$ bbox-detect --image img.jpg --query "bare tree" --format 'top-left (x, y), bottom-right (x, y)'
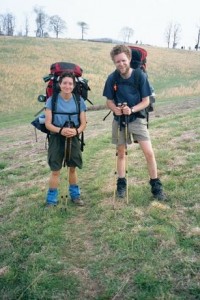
top-left (6, 13), bottom-right (15, 35)
top-left (0, 13), bottom-right (15, 36)
top-left (49, 15), bottom-right (67, 38)
top-left (34, 6), bottom-right (49, 37)
top-left (0, 15), bottom-right (4, 35)
top-left (24, 16), bottom-right (29, 37)
top-left (164, 21), bottom-right (173, 48)
top-left (195, 25), bottom-right (200, 50)
top-left (172, 23), bottom-right (181, 48)
top-left (120, 27), bottom-right (134, 43)
top-left (77, 21), bottom-right (89, 40)
top-left (165, 22), bottom-right (181, 48)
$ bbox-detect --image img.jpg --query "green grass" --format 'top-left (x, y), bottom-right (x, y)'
top-left (1, 106), bottom-right (200, 299)
top-left (0, 37), bottom-right (200, 299)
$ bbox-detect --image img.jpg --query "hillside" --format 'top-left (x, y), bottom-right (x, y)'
top-left (0, 36), bottom-right (200, 115)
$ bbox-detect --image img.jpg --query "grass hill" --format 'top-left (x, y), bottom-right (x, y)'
top-left (0, 36), bottom-right (200, 115)
top-left (0, 37), bottom-right (200, 299)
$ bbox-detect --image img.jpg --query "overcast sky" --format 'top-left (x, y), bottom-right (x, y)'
top-left (1, 0), bottom-right (200, 48)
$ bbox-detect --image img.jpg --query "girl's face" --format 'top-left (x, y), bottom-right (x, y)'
top-left (59, 76), bottom-right (74, 94)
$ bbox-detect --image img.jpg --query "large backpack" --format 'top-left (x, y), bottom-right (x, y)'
top-left (129, 46), bottom-right (155, 119)
top-left (129, 45), bottom-right (147, 70)
top-left (103, 46), bottom-right (155, 126)
top-left (43, 62), bottom-right (92, 104)
top-left (31, 62), bottom-right (92, 150)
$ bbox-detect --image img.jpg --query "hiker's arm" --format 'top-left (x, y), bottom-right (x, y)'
top-left (61, 111), bottom-right (86, 137)
top-left (106, 99), bottom-right (123, 115)
top-left (45, 108), bottom-right (61, 134)
top-left (45, 108), bottom-right (86, 137)
top-left (122, 96), bottom-right (150, 115)
top-left (45, 108), bottom-right (76, 137)
top-left (77, 111), bottom-right (87, 134)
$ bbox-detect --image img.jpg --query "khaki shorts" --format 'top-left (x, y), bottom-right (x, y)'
top-left (48, 134), bottom-right (82, 171)
top-left (112, 118), bottom-right (150, 145)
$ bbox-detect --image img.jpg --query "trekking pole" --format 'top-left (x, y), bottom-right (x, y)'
top-left (63, 121), bottom-right (72, 168)
top-left (113, 102), bottom-right (122, 209)
top-left (123, 102), bottom-right (129, 205)
top-left (63, 137), bottom-right (71, 167)
top-left (61, 121), bottom-right (73, 211)
top-left (60, 167), bottom-right (68, 212)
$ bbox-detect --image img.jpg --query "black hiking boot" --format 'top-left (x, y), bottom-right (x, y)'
top-left (117, 177), bottom-right (127, 198)
top-left (149, 178), bottom-right (167, 201)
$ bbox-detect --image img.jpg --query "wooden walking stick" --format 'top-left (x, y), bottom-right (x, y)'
top-left (123, 102), bottom-right (129, 205)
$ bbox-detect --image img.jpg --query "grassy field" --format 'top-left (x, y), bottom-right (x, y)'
top-left (0, 36), bottom-right (200, 115)
top-left (0, 37), bottom-right (200, 299)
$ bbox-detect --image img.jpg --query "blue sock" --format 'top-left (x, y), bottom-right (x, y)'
top-left (46, 188), bottom-right (58, 204)
top-left (69, 185), bottom-right (80, 200)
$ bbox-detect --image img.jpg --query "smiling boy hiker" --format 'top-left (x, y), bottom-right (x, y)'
top-left (103, 44), bottom-right (167, 201)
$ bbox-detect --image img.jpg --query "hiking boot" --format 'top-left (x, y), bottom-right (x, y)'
top-left (149, 178), bottom-right (167, 201)
top-left (46, 188), bottom-right (58, 206)
top-left (71, 198), bottom-right (84, 206)
top-left (117, 177), bottom-right (127, 198)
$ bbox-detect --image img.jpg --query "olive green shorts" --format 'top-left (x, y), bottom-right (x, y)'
top-left (112, 118), bottom-right (150, 145)
top-left (48, 134), bottom-right (83, 171)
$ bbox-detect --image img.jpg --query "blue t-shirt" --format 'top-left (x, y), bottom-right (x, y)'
top-left (103, 69), bottom-right (152, 107)
top-left (45, 94), bottom-right (86, 127)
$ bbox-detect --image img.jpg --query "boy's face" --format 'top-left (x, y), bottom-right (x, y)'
top-left (113, 52), bottom-right (131, 76)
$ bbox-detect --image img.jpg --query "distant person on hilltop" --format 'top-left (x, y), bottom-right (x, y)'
top-left (103, 44), bottom-right (167, 201)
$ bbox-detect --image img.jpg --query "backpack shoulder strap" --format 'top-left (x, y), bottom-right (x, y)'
top-left (113, 69), bottom-right (120, 90)
top-left (51, 78), bottom-right (59, 124)
top-left (112, 70), bottom-right (122, 104)
top-left (133, 67), bottom-right (143, 91)
top-left (133, 68), bottom-right (151, 127)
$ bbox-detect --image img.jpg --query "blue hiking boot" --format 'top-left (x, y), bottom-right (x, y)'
top-left (46, 188), bottom-right (58, 206)
top-left (69, 185), bottom-right (84, 206)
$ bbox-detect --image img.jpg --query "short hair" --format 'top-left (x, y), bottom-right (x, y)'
top-left (110, 44), bottom-right (132, 61)
top-left (59, 72), bottom-right (76, 86)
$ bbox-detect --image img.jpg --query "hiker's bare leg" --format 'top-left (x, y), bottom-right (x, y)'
top-left (49, 170), bottom-right (60, 189)
top-left (69, 167), bottom-right (77, 185)
top-left (138, 140), bottom-right (157, 179)
top-left (117, 144), bottom-right (126, 177)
